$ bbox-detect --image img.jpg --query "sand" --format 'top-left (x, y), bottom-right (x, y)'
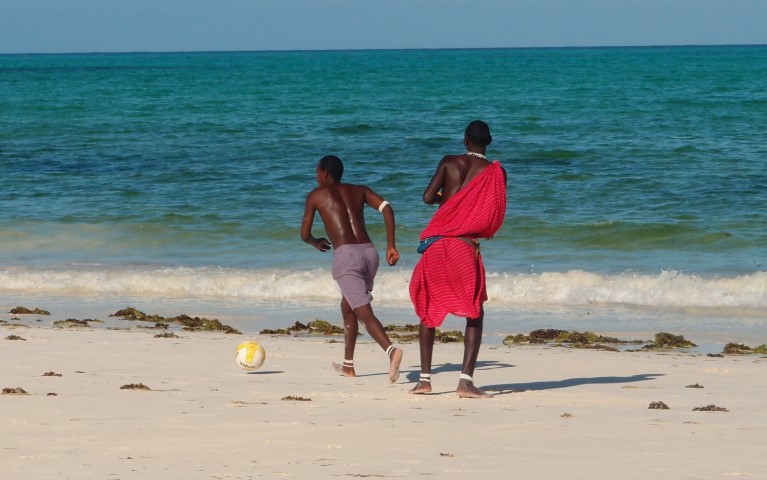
top-left (2, 325), bottom-right (766, 479)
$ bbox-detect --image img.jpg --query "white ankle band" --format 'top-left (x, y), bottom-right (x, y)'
top-left (459, 373), bottom-right (473, 382)
top-left (386, 345), bottom-right (394, 357)
top-left (343, 359), bottom-right (354, 366)
top-left (419, 373), bottom-right (431, 383)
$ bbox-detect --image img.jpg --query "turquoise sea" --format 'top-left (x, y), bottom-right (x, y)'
top-left (1, 46), bottom-right (765, 345)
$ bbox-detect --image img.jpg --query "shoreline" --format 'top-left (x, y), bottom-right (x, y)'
top-left (3, 294), bottom-right (767, 355)
top-left (3, 325), bottom-right (766, 479)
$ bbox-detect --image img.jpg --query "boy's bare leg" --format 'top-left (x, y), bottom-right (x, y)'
top-left (332, 297), bottom-right (358, 377)
top-left (456, 315), bottom-right (492, 398)
top-left (353, 303), bottom-right (403, 383)
top-left (409, 323), bottom-right (435, 394)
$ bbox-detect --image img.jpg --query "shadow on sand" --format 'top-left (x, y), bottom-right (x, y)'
top-left (484, 373), bottom-right (664, 395)
top-left (400, 360), bottom-right (663, 396)
top-left (403, 360), bottom-right (515, 384)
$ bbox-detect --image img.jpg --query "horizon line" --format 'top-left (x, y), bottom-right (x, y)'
top-left (2, 43), bottom-right (766, 57)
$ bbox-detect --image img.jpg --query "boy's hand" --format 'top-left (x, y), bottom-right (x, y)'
top-left (314, 238), bottom-right (331, 252)
top-left (386, 247), bottom-right (399, 266)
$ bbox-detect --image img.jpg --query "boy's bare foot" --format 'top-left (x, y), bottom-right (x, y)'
top-left (409, 380), bottom-right (432, 394)
top-left (332, 362), bottom-right (356, 377)
top-left (388, 347), bottom-right (403, 383)
top-left (456, 378), bottom-right (492, 398)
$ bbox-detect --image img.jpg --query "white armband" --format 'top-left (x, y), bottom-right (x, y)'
top-left (378, 200), bottom-right (390, 213)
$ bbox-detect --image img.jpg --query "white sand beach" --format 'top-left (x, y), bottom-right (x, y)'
top-left (3, 322), bottom-right (766, 479)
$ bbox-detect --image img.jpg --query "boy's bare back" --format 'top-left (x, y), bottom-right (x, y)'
top-left (306, 182), bottom-right (374, 248)
top-left (301, 157), bottom-right (398, 266)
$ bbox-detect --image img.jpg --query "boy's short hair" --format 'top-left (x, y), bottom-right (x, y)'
top-left (319, 155), bottom-right (344, 181)
top-left (465, 120), bottom-right (492, 147)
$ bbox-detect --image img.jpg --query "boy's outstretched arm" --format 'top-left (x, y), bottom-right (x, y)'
top-left (301, 193), bottom-right (331, 252)
top-left (365, 188), bottom-right (399, 266)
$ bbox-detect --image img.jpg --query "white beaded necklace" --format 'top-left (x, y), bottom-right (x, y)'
top-left (466, 151), bottom-right (487, 160)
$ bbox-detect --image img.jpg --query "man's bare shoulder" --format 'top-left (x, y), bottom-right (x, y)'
top-left (336, 182), bottom-right (367, 191)
top-left (305, 185), bottom-right (326, 199)
top-left (335, 183), bottom-right (372, 198)
top-left (440, 154), bottom-right (464, 164)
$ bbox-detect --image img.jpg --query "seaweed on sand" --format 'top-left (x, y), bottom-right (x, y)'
top-left (693, 404), bottom-right (728, 412)
top-left (9, 306), bottom-right (50, 315)
top-left (281, 395), bottom-right (311, 401)
top-left (261, 320), bottom-right (335, 336)
top-left (53, 319), bottom-right (94, 328)
top-left (385, 324), bottom-right (464, 343)
top-left (154, 332), bottom-right (180, 338)
top-left (120, 383), bottom-right (151, 390)
top-left (2, 387), bottom-right (28, 395)
top-left (110, 308), bottom-right (240, 334)
top-left (503, 329), bottom-right (639, 351)
top-left (721, 343), bottom-right (767, 355)
top-left (260, 319), bottom-right (344, 336)
top-left (642, 332), bottom-right (697, 350)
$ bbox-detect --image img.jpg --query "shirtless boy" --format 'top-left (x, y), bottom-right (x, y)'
top-left (301, 155), bottom-right (403, 383)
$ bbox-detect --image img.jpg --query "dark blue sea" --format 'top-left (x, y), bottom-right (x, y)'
top-left (1, 46), bottom-right (765, 345)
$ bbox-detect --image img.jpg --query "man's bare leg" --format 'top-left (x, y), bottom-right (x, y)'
top-left (409, 323), bottom-right (435, 394)
top-left (456, 314), bottom-right (492, 398)
top-left (353, 303), bottom-right (403, 383)
top-left (332, 298), bottom-right (358, 377)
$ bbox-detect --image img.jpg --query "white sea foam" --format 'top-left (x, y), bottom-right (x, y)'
top-left (1, 266), bottom-right (764, 314)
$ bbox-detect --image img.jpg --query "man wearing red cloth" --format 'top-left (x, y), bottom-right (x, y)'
top-left (409, 120), bottom-right (507, 398)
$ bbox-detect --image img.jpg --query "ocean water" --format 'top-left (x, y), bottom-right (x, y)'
top-left (1, 46), bottom-right (765, 343)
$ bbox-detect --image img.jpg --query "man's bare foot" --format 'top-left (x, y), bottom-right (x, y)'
top-left (332, 362), bottom-right (356, 377)
top-left (457, 378), bottom-right (492, 398)
top-left (388, 347), bottom-right (403, 383)
top-left (409, 380), bottom-right (432, 394)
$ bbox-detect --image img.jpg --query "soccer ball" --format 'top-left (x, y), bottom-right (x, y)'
top-left (235, 341), bottom-right (266, 370)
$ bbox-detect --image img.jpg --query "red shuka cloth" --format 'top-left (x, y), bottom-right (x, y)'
top-left (409, 161), bottom-right (507, 327)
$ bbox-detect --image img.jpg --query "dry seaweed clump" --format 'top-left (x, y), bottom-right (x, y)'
top-left (503, 329), bottom-right (636, 351)
top-left (9, 306), bottom-right (50, 315)
top-left (384, 323), bottom-right (420, 342)
top-left (721, 343), bottom-right (767, 355)
top-left (385, 324), bottom-right (464, 343)
top-left (437, 329), bottom-right (464, 343)
top-left (649, 401), bottom-right (670, 410)
top-left (138, 322), bottom-right (169, 330)
top-left (642, 332), bottom-right (697, 350)
top-left (2, 387), bottom-right (28, 395)
top-left (693, 404), bottom-right (729, 412)
top-left (260, 320), bottom-right (344, 336)
top-left (5, 334), bottom-right (26, 341)
top-left (685, 383), bottom-right (704, 389)
top-left (154, 332), bottom-right (179, 338)
top-left (120, 383), bottom-right (151, 390)
top-left (42, 371), bottom-right (62, 377)
top-left (110, 308), bottom-right (240, 334)
top-left (306, 319), bottom-right (344, 335)
top-left (53, 319), bottom-right (101, 328)
top-left (281, 395), bottom-right (311, 401)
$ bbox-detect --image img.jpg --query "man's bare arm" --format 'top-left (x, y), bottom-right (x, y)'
top-left (422, 157), bottom-right (448, 205)
top-left (300, 193), bottom-right (331, 252)
top-left (364, 188), bottom-right (399, 266)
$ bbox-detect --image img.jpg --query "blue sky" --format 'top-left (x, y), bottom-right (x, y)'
top-left (1, 0), bottom-right (766, 54)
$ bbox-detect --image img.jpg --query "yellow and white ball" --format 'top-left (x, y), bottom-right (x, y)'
top-left (235, 341), bottom-right (266, 370)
